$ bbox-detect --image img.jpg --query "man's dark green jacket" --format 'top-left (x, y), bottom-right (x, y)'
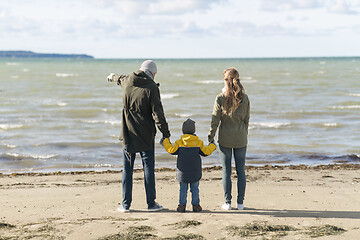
top-left (112, 70), bottom-right (170, 153)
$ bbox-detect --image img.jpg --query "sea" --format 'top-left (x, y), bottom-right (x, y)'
top-left (0, 57), bottom-right (359, 173)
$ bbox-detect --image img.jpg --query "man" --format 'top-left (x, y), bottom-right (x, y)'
top-left (107, 60), bottom-right (171, 212)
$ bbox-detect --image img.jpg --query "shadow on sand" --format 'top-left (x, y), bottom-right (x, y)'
top-left (129, 208), bottom-right (360, 219)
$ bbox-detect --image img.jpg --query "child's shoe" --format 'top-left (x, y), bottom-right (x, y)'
top-left (192, 204), bottom-right (202, 212)
top-left (177, 204), bottom-right (186, 213)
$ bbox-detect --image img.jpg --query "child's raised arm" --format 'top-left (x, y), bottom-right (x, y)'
top-left (199, 141), bottom-right (216, 156)
top-left (162, 138), bottom-right (180, 155)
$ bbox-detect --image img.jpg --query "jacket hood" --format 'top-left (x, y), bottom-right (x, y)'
top-left (180, 134), bottom-right (199, 147)
top-left (131, 70), bottom-right (154, 87)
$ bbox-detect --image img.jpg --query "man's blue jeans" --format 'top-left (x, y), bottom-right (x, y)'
top-left (179, 181), bottom-right (200, 205)
top-left (219, 145), bottom-right (247, 205)
top-left (122, 148), bottom-right (156, 209)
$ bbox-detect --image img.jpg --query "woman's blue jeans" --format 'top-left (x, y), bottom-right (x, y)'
top-left (219, 145), bottom-right (247, 204)
top-left (179, 181), bottom-right (200, 205)
top-left (122, 148), bottom-right (156, 209)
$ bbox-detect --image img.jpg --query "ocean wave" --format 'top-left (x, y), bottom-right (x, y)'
top-left (56, 73), bottom-right (79, 77)
top-left (81, 119), bottom-right (121, 125)
top-left (41, 100), bottom-right (67, 107)
top-left (6, 62), bottom-right (19, 66)
top-left (197, 80), bottom-right (223, 84)
top-left (1, 153), bottom-right (57, 161)
top-left (349, 93), bottom-right (360, 97)
top-left (250, 122), bottom-right (292, 129)
top-left (331, 105), bottom-right (360, 109)
top-left (175, 113), bottom-right (193, 118)
top-left (161, 93), bottom-right (179, 99)
top-left (3, 144), bottom-right (17, 149)
top-left (242, 79), bottom-right (258, 83)
top-left (323, 123), bottom-right (339, 127)
top-left (0, 124), bottom-right (24, 130)
top-left (174, 73), bottom-right (184, 77)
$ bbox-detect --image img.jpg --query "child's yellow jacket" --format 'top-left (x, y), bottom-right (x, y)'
top-left (163, 134), bottom-right (216, 183)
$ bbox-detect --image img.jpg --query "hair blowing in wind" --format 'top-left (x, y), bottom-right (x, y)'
top-left (223, 67), bottom-right (245, 115)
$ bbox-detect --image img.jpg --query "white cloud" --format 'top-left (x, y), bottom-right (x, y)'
top-left (260, 0), bottom-right (322, 11)
top-left (0, 0), bottom-right (360, 57)
top-left (327, 0), bottom-right (359, 14)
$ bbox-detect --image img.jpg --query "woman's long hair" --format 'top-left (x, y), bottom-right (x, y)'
top-left (222, 67), bottom-right (245, 115)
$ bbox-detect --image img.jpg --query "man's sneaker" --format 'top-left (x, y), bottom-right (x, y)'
top-left (117, 204), bottom-right (130, 213)
top-left (177, 204), bottom-right (186, 213)
top-left (192, 204), bottom-right (202, 212)
top-left (147, 202), bottom-right (164, 212)
top-left (237, 203), bottom-right (244, 210)
top-left (221, 203), bottom-right (232, 210)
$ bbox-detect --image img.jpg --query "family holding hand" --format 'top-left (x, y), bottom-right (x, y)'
top-left (107, 60), bottom-right (250, 213)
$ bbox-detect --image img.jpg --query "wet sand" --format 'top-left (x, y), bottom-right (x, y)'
top-left (1, 164), bottom-right (359, 239)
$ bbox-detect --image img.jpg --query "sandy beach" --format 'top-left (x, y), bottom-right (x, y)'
top-left (1, 164), bottom-right (359, 240)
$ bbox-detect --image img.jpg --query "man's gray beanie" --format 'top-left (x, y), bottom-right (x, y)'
top-left (140, 60), bottom-right (157, 74)
top-left (182, 118), bottom-right (196, 134)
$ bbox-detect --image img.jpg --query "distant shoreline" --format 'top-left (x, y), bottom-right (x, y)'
top-left (0, 50), bottom-right (93, 59)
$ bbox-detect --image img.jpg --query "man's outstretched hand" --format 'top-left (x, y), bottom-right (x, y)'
top-left (107, 73), bottom-right (115, 82)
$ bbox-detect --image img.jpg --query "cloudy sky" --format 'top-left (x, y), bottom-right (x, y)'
top-left (1, 0), bottom-right (360, 58)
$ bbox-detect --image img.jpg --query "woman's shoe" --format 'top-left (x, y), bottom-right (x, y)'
top-left (237, 203), bottom-right (244, 210)
top-left (221, 203), bottom-right (231, 210)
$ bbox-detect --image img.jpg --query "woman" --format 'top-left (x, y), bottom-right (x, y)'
top-left (208, 67), bottom-right (250, 210)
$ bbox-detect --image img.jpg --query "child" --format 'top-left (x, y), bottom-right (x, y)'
top-left (162, 118), bottom-right (216, 212)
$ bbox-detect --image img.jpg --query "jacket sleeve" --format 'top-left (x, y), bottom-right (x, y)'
top-left (208, 95), bottom-right (222, 143)
top-left (244, 95), bottom-right (250, 133)
top-left (110, 74), bottom-right (128, 86)
top-left (163, 138), bottom-right (179, 155)
top-left (150, 86), bottom-right (171, 138)
top-left (199, 140), bottom-right (216, 156)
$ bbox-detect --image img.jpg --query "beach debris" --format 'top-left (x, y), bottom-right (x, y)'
top-left (98, 225), bottom-right (156, 240)
top-left (163, 233), bottom-right (204, 240)
top-left (305, 224), bottom-right (346, 238)
top-left (167, 220), bottom-right (202, 229)
top-left (226, 221), bottom-right (297, 238)
top-left (0, 222), bottom-right (16, 228)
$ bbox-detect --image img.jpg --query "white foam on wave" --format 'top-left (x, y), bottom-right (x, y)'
top-left (331, 105), bottom-right (360, 109)
top-left (42, 99), bottom-right (67, 107)
top-left (349, 93), bottom-right (360, 97)
top-left (11, 75), bottom-right (19, 79)
top-left (4, 144), bottom-right (17, 148)
top-left (6, 62), bottom-right (19, 66)
top-left (319, 61), bottom-right (326, 65)
top-left (82, 120), bottom-right (121, 125)
top-left (175, 113), bottom-right (193, 118)
top-left (197, 80), bottom-right (223, 84)
top-left (242, 79), bottom-right (258, 83)
top-left (174, 73), bottom-right (184, 77)
top-left (5, 153), bottom-right (57, 159)
top-left (57, 102), bottom-right (67, 107)
top-left (161, 93), bottom-right (179, 99)
top-left (56, 73), bottom-right (79, 77)
top-left (250, 122), bottom-right (291, 129)
top-left (0, 124), bottom-right (24, 130)
top-left (23, 69), bottom-right (29, 72)
top-left (323, 123), bottom-right (338, 127)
